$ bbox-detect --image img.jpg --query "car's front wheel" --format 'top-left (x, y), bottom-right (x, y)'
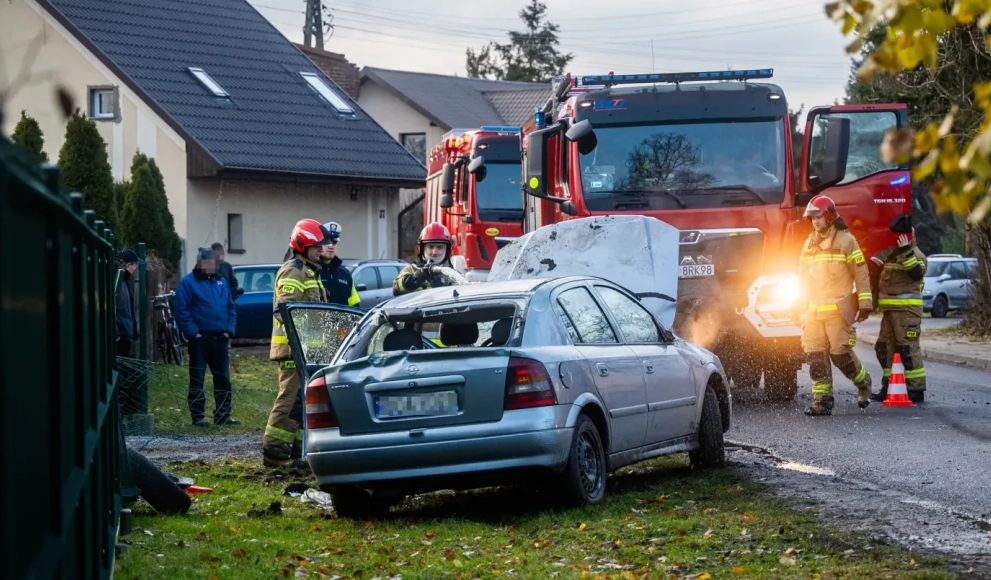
top-left (689, 386), bottom-right (727, 469)
top-left (932, 294), bottom-right (949, 318)
top-left (559, 414), bottom-right (607, 506)
top-left (328, 486), bottom-right (397, 519)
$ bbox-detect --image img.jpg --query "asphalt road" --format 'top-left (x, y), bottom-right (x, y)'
top-left (731, 344), bottom-right (991, 522)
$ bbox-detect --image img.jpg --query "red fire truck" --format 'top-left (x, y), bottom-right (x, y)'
top-left (502, 68), bottom-right (911, 400)
top-left (424, 126), bottom-right (525, 281)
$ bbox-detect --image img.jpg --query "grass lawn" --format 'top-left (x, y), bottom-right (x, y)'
top-left (134, 349), bottom-right (277, 435)
top-left (115, 457), bottom-right (954, 579)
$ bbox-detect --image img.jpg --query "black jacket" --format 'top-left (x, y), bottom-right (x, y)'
top-left (115, 270), bottom-right (137, 340)
top-left (217, 260), bottom-right (239, 301)
top-left (320, 256), bottom-right (360, 307)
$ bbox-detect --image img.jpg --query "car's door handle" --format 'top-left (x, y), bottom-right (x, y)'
top-left (596, 363), bottom-right (609, 377)
top-left (643, 361), bottom-right (654, 374)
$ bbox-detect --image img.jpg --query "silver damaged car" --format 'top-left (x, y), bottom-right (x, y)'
top-left (279, 276), bottom-right (732, 519)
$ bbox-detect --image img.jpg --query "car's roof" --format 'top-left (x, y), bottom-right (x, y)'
top-left (383, 278), bottom-right (570, 309)
top-left (928, 254), bottom-right (975, 261)
top-left (232, 263), bottom-right (280, 270)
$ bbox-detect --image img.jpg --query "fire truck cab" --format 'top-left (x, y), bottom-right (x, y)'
top-left (510, 68), bottom-right (911, 400)
top-left (424, 127), bottom-right (524, 281)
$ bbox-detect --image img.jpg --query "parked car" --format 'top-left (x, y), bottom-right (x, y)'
top-left (279, 275), bottom-right (732, 519)
top-left (922, 254), bottom-right (977, 318)
top-left (232, 259), bottom-right (410, 339)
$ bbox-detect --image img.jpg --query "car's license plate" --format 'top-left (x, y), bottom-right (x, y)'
top-left (679, 264), bottom-right (715, 278)
top-left (374, 390), bottom-right (459, 418)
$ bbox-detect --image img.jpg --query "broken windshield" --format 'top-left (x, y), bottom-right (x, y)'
top-left (578, 118), bottom-right (786, 211)
top-left (338, 299), bottom-right (526, 363)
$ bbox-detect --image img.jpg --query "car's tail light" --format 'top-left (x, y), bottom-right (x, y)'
top-left (504, 356), bottom-right (557, 410)
top-left (305, 376), bottom-right (339, 429)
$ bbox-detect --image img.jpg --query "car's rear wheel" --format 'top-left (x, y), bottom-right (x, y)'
top-left (932, 294), bottom-right (948, 318)
top-left (559, 414), bottom-right (607, 506)
top-left (329, 486), bottom-right (397, 519)
top-left (689, 386), bottom-right (726, 469)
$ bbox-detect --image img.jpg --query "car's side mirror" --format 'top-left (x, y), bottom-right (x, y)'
top-left (356, 284), bottom-right (368, 291)
top-left (937, 273), bottom-right (951, 282)
top-left (565, 119), bottom-right (597, 155)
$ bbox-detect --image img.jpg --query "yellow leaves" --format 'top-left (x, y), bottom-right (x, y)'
top-left (921, 7), bottom-right (957, 35)
top-left (732, 567), bottom-right (746, 574)
top-left (951, 0), bottom-right (991, 25)
top-left (578, 523), bottom-right (588, 531)
top-left (881, 127), bottom-right (916, 164)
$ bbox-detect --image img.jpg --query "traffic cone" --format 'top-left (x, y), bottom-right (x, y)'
top-left (883, 353), bottom-right (914, 407)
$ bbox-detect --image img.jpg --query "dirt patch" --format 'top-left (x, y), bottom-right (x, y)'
top-left (727, 443), bottom-right (991, 575)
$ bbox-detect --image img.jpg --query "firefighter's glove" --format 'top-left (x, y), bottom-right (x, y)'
top-left (856, 308), bottom-right (872, 323)
top-left (410, 266), bottom-right (431, 286)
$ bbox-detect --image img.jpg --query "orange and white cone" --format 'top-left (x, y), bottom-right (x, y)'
top-left (883, 353), bottom-right (914, 407)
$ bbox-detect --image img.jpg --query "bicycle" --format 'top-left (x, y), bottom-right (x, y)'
top-left (153, 291), bottom-right (186, 365)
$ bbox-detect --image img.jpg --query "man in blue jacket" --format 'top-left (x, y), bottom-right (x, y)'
top-left (174, 247), bottom-right (239, 427)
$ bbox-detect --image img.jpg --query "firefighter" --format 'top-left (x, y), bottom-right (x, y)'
top-left (870, 227), bottom-right (927, 403)
top-left (263, 218), bottom-right (330, 468)
top-left (794, 195), bottom-right (874, 416)
top-left (393, 222), bottom-right (456, 296)
top-left (318, 221), bottom-right (360, 308)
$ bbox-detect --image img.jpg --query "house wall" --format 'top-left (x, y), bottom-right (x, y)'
top-left (186, 178), bottom-right (399, 269)
top-left (0, 0), bottom-right (189, 239)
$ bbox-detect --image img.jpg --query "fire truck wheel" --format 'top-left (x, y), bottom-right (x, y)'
top-left (764, 366), bottom-right (799, 401)
top-left (729, 365), bottom-right (761, 396)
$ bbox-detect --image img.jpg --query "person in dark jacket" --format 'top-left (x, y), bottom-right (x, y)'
top-left (116, 249), bottom-right (140, 414)
top-left (318, 222), bottom-right (361, 307)
top-left (211, 242), bottom-right (240, 300)
top-left (174, 248), bottom-right (239, 427)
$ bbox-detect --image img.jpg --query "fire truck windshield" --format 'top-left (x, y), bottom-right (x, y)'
top-left (578, 118), bottom-right (786, 211)
top-left (475, 162), bottom-right (522, 216)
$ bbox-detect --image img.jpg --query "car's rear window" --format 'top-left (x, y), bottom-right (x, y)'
top-left (340, 299), bottom-right (525, 362)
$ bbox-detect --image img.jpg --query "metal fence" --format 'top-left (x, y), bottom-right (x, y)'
top-left (0, 135), bottom-right (126, 579)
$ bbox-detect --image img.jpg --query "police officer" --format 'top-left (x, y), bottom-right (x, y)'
top-left (870, 226), bottom-right (927, 403)
top-left (794, 195), bottom-right (874, 416)
top-left (393, 222), bottom-right (456, 296)
top-left (263, 219), bottom-right (330, 468)
top-left (318, 221), bottom-right (360, 308)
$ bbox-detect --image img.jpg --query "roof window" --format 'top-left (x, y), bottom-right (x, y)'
top-left (188, 67), bottom-right (229, 97)
top-left (300, 72), bottom-right (354, 114)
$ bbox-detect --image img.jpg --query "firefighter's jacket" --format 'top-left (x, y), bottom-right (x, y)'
top-left (393, 257), bottom-right (455, 296)
top-left (798, 223), bottom-right (873, 321)
top-left (874, 243), bottom-right (927, 315)
top-left (270, 254), bottom-right (328, 361)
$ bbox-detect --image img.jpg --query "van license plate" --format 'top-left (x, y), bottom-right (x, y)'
top-left (679, 264), bottom-right (715, 278)
top-left (374, 390), bottom-right (459, 418)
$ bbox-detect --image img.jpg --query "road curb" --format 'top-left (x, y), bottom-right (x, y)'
top-left (858, 332), bottom-right (991, 371)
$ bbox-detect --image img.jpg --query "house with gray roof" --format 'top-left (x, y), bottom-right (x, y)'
top-left (356, 67), bottom-right (549, 171)
top-left (1, 0), bottom-right (425, 271)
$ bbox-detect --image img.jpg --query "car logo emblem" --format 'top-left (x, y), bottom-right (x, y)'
top-left (407, 365), bottom-right (418, 375)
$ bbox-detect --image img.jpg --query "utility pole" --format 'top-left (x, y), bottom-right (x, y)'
top-left (303, 0), bottom-right (324, 50)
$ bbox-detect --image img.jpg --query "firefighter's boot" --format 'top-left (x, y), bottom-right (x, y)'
top-left (855, 373), bottom-right (873, 410)
top-left (804, 395), bottom-right (834, 417)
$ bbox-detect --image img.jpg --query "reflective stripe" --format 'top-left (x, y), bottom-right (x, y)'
top-left (878, 292), bottom-right (923, 307)
top-left (271, 334), bottom-right (289, 345)
top-left (294, 429), bottom-right (304, 442)
top-left (808, 302), bottom-right (839, 312)
top-left (811, 381), bottom-right (833, 395)
top-left (857, 292), bottom-right (873, 301)
top-left (853, 363), bottom-right (867, 384)
top-left (802, 255), bottom-right (846, 263)
top-left (429, 337), bottom-right (444, 347)
top-left (265, 424), bottom-right (295, 443)
top-left (905, 368), bottom-right (926, 379)
top-left (847, 250), bottom-right (865, 264)
top-left (883, 367), bottom-right (891, 378)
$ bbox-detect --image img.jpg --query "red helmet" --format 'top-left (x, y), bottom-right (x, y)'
top-left (803, 195), bottom-right (838, 222)
top-left (418, 222), bottom-right (452, 261)
top-left (290, 218), bottom-right (330, 253)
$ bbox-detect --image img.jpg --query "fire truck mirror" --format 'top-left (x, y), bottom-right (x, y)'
top-left (468, 155), bottom-right (486, 176)
top-left (440, 192), bottom-right (454, 209)
top-left (524, 131), bottom-right (547, 197)
top-left (441, 163), bottom-right (455, 194)
top-left (807, 114), bottom-right (850, 193)
top-left (565, 120), bottom-right (597, 155)
top-left (560, 200), bottom-right (578, 216)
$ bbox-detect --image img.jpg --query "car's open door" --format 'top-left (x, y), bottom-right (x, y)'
top-left (277, 302), bottom-right (367, 454)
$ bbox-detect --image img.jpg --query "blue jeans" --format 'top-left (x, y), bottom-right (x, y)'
top-left (187, 333), bottom-right (232, 422)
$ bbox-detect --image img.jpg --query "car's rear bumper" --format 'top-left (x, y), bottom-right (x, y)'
top-left (305, 406), bottom-right (573, 489)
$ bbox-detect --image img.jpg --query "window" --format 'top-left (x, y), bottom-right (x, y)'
top-left (376, 265), bottom-right (402, 288)
top-left (401, 133), bottom-right (427, 165)
top-left (188, 67), bottom-right (229, 97)
top-left (594, 286), bottom-right (660, 343)
top-left (948, 261), bottom-right (968, 280)
top-left (300, 72), bottom-right (354, 113)
top-left (809, 110), bottom-right (899, 185)
top-left (353, 266), bottom-right (379, 290)
top-left (88, 87), bottom-right (116, 120)
top-left (246, 270), bottom-right (276, 292)
top-left (555, 287), bottom-right (617, 344)
top-left (227, 214), bottom-right (244, 252)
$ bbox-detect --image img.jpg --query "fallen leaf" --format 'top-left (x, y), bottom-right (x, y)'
top-left (697, 574), bottom-right (712, 580)
top-left (703, 529), bottom-right (713, 540)
top-left (578, 523), bottom-right (587, 531)
top-left (177, 540), bottom-right (186, 548)
top-left (228, 527), bottom-right (240, 534)
top-left (232, 548), bottom-right (247, 558)
top-left (295, 567), bottom-right (309, 578)
top-left (424, 531), bottom-right (436, 540)
top-left (196, 532), bottom-right (209, 541)
top-left (704, 508), bottom-right (714, 515)
top-left (277, 550), bottom-right (286, 558)
top-left (732, 567), bottom-right (745, 574)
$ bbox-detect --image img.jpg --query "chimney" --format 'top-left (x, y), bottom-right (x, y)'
top-left (295, 44), bottom-right (360, 99)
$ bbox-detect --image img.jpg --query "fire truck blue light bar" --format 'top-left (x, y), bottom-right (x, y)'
top-left (576, 69), bottom-right (774, 86)
top-left (479, 126), bottom-right (521, 133)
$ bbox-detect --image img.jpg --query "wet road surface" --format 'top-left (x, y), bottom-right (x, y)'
top-left (731, 344), bottom-right (991, 522)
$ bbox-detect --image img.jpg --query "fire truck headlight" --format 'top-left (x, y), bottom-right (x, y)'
top-left (770, 276), bottom-right (800, 305)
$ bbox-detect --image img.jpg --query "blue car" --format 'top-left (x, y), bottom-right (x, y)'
top-left (232, 260), bottom-right (409, 340)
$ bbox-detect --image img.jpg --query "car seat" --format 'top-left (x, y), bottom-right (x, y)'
top-left (255, 273), bottom-right (273, 291)
top-left (438, 322), bottom-right (479, 347)
top-left (382, 328), bottom-right (423, 351)
top-left (484, 318), bottom-right (513, 347)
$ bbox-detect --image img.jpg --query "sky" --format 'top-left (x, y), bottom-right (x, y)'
top-left (247, 0), bottom-right (857, 114)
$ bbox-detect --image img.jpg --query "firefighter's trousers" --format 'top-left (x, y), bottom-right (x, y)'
top-left (262, 360), bottom-right (305, 463)
top-left (802, 310), bottom-right (872, 405)
top-left (874, 310), bottom-right (926, 392)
